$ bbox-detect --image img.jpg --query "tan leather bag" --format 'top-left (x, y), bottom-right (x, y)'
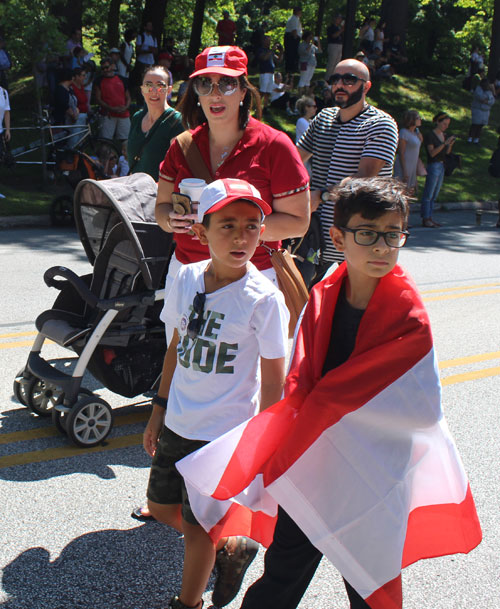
top-left (264, 245), bottom-right (309, 338)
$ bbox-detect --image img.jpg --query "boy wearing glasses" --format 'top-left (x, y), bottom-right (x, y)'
top-left (143, 178), bottom-right (290, 609)
top-left (177, 177), bottom-right (481, 609)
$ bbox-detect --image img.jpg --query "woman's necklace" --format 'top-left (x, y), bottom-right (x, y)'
top-left (216, 145), bottom-right (231, 168)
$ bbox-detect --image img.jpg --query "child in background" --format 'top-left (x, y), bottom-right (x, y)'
top-left (143, 178), bottom-right (290, 609)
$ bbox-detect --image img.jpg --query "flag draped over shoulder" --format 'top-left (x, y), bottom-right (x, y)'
top-left (177, 263), bottom-right (482, 609)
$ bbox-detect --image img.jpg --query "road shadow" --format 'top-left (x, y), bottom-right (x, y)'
top-left (0, 227), bottom-right (88, 261)
top-left (0, 524), bottom-right (215, 609)
top-left (405, 211), bottom-right (500, 254)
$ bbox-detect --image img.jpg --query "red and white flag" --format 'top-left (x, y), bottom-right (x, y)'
top-left (177, 264), bottom-right (482, 609)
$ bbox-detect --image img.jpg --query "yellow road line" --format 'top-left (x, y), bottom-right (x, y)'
top-left (420, 282), bottom-right (500, 295)
top-left (439, 351), bottom-right (500, 369)
top-left (0, 433), bottom-right (143, 469)
top-left (0, 339), bottom-right (53, 350)
top-left (0, 331), bottom-right (36, 339)
top-left (0, 410), bottom-right (149, 445)
top-left (441, 365), bottom-right (500, 386)
top-left (423, 288), bottom-right (500, 302)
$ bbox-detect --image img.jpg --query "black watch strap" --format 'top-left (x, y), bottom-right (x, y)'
top-left (152, 395), bottom-right (168, 409)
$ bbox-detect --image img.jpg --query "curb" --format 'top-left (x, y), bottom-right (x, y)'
top-left (0, 201), bottom-right (498, 228)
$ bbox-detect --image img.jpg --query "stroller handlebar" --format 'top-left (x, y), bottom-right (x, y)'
top-left (44, 266), bottom-right (99, 309)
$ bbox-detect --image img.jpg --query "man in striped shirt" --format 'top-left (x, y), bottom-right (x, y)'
top-left (297, 58), bottom-right (398, 277)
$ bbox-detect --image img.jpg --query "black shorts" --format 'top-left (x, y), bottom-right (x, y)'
top-left (146, 426), bottom-right (208, 525)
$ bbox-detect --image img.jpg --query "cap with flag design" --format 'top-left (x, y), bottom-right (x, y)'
top-left (197, 178), bottom-right (272, 222)
top-left (190, 46), bottom-right (248, 78)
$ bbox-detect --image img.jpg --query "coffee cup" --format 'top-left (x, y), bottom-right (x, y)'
top-left (179, 178), bottom-right (207, 204)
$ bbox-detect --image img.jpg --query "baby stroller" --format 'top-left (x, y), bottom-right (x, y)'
top-left (50, 141), bottom-right (119, 226)
top-left (13, 173), bottom-right (174, 447)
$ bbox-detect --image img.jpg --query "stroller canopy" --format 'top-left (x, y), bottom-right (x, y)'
top-left (73, 173), bottom-right (171, 290)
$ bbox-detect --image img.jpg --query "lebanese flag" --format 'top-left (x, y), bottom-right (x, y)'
top-left (177, 263), bottom-right (482, 609)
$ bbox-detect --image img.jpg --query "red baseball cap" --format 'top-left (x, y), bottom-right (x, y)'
top-left (158, 51), bottom-right (173, 61)
top-left (190, 46), bottom-right (248, 78)
top-left (197, 178), bottom-right (272, 222)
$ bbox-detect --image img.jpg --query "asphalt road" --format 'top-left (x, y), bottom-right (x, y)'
top-left (0, 209), bottom-right (499, 609)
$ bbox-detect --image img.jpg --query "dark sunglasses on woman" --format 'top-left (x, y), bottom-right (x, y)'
top-left (193, 76), bottom-right (239, 96)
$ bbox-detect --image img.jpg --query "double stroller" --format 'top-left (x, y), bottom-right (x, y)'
top-left (13, 173), bottom-right (174, 447)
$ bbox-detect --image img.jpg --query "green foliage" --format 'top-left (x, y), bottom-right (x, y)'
top-left (0, 0), bottom-right (65, 70)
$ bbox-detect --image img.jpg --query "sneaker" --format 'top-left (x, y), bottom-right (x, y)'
top-left (286, 107), bottom-right (294, 116)
top-left (212, 536), bottom-right (259, 608)
top-left (473, 138), bottom-right (479, 144)
top-left (467, 137), bottom-right (472, 143)
top-left (169, 595), bottom-right (203, 609)
top-left (292, 108), bottom-right (300, 115)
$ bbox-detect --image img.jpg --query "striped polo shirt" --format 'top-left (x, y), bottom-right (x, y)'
top-left (298, 105), bottom-right (398, 262)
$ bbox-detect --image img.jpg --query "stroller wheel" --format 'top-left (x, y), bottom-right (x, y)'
top-left (26, 377), bottom-right (63, 417)
top-left (52, 388), bottom-right (94, 435)
top-left (13, 368), bottom-right (33, 406)
top-left (66, 396), bottom-right (114, 448)
top-left (50, 195), bottom-right (74, 227)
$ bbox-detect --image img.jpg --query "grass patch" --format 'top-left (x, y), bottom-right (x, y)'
top-left (2, 72), bottom-right (500, 215)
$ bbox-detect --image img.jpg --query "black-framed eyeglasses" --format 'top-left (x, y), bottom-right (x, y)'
top-left (186, 292), bottom-right (206, 339)
top-left (341, 227), bottom-right (409, 248)
top-left (330, 73), bottom-right (366, 86)
top-left (193, 76), bottom-right (239, 96)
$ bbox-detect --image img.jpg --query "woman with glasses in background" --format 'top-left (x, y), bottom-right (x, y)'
top-left (127, 65), bottom-right (184, 179)
top-left (155, 46), bottom-right (310, 289)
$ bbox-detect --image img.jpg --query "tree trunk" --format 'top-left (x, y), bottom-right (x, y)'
top-left (315, 0), bottom-right (327, 39)
top-left (143, 0), bottom-right (168, 45)
top-left (188, 0), bottom-right (206, 59)
top-left (50, 1), bottom-right (82, 36)
top-left (488, 0), bottom-right (500, 77)
top-left (380, 0), bottom-right (409, 41)
top-left (343, 0), bottom-right (358, 60)
top-left (106, 0), bottom-right (121, 48)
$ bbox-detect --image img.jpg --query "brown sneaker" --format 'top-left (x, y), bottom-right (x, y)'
top-left (212, 536), bottom-right (259, 608)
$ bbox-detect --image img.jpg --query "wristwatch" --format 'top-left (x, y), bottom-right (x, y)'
top-left (320, 190), bottom-right (331, 202)
top-left (152, 395), bottom-right (168, 409)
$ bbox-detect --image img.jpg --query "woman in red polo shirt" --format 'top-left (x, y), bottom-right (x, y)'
top-left (155, 45), bottom-right (310, 289)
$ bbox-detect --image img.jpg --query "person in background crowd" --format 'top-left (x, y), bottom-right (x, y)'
top-left (117, 28), bottom-right (135, 84)
top-left (0, 37), bottom-right (12, 91)
top-left (136, 21), bottom-right (158, 69)
top-left (325, 14), bottom-right (344, 82)
top-left (420, 111), bottom-right (456, 227)
top-left (109, 48), bottom-right (121, 74)
top-left (94, 58), bottom-right (131, 142)
top-left (269, 72), bottom-right (296, 115)
top-left (360, 18), bottom-right (376, 53)
top-left (258, 36), bottom-right (283, 112)
top-left (386, 34), bottom-right (408, 67)
top-left (0, 84), bottom-right (11, 144)
top-left (284, 6), bottom-right (303, 82)
top-left (393, 110), bottom-right (423, 194)
top-left (53, 68), bottom-right (79, 133)
top-left (295, 95), bottom-right (317, 143)
top-left (298, 32), bottom-right (321, 96)
top-left (68, 67), bottom-right (89, 148)
top-left (468, 78), bottom-right (495, 144)
top-left (470, 46), bottom-right (484, 75)
top-left (158, 51), bottom-right (174, 102)
top-left (216, 10), bottom-right (237, 46)
top-left (373, 21), bottom-right (387, 52)
top-left (297, 58), bottom-right (398, 283)
top-left (127, 65), bottom-right (184, 180)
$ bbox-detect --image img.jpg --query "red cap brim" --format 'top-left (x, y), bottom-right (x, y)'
top-left (190, 66), bottom-right (246, 78)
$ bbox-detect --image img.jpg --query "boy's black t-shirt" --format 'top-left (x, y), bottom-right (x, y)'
top-left (321, 281), bottom-right (365, 375)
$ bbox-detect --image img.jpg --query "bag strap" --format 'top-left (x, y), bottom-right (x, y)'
top-left (176, 130), bottom-right (213, 184)
top-left (128, 109), bottom-right (172, 173)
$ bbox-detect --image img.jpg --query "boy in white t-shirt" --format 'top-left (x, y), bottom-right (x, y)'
top-left (143, 178), bottom-right (290, 609)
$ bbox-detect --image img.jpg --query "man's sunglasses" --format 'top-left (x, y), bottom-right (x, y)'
top-left (193, 76), bottom-right (239, 96)
top-left (330, 73), bottom-right (366, 86)
top-left (187, 292), bottom-right (206, 339)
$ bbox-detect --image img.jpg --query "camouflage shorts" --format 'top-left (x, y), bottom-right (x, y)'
top-left (146, 426), bottom-right (208, 525)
